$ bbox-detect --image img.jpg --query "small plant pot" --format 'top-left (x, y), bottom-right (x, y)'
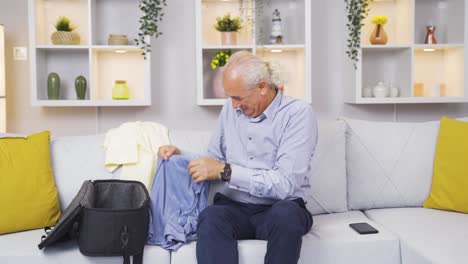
top-left (51, 31), bottom-right (80, 45)
top-left (220, 32), bottom-right (237, 45)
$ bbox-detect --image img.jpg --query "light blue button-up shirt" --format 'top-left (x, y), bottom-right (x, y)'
top-left (207, 91), bottom-right (318, 204)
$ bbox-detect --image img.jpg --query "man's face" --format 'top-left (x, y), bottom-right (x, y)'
top-left (222, 70), bottom-right (262, 117)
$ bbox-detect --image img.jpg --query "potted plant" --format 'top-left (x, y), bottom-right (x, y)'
top-left (345, 0), bottom-right (373, 69)
top-left (135, 0), bottom-right (167, 59)
top-left (51, 16), bottom-right (80, 45)
top-left (214, 13), bottom-right (242, 45)
top-left (211, 50), bottom-right (232, 98)
top-left (370, 15), bottom-right (388, 45)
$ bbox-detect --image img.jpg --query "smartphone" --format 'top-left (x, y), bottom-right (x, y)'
top-left (349, 222), bottom-right (379, 235)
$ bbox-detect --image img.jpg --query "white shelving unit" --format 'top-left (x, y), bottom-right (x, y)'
top-left (28, 0), bottom-right (151, 107)
top-left (347, 0), bottom-right (468, 104)
top-left (195, 0), bottom-right (311, 106)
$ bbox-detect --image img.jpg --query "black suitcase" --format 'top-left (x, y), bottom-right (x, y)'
top-left (38, 180), bottom-right (150, 264)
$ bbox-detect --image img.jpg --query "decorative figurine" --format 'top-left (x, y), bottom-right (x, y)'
top-left (424, 25), bottom-right (437, 44)
top-left (270, 9), bottom-right (283, 44)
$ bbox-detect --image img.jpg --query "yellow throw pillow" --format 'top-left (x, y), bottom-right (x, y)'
top-left (424, 117), bottom-right (468, 213)
top-left (0, 131), bottom-right (61, 234)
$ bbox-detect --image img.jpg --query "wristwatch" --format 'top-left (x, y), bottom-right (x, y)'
top-left (220, 163), bottom-right (232, 182)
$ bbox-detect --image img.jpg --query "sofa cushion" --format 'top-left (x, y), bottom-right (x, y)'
top-left (307, 120), bottom-right (347, 214)
top-left (424, 117), bottom-right (468, 213)
top-left (344, 118), bottom-right (440, 210)
top-left (0, 131), bottom-right (61, 235)
top-left (170, 211), bottom-right (400, 264)
top-left (50, 134), bottom-right (113, 209)
top-left (365, 208), bottom-right (468, 264)
top-left (169, 121), bottom-right (348, 215)
top-left (0, 229), bottom-right (170, 264)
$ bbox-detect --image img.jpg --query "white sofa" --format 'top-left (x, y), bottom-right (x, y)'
top-left (1, 118), bottom-right (467, 264)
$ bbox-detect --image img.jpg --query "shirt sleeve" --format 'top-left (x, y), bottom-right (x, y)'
top-left (205, 102), bottom-right (228, 162)
top-left (229, 105), bottom-right (318, 200)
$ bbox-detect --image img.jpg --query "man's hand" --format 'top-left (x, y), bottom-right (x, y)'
top-left (158, 145), bottom-right (180, 160)
top-left (188, 158), bottom-right (224, 183)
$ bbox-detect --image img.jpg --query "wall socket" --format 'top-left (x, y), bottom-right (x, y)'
top-left (13, 47), bottom-right (27, 61)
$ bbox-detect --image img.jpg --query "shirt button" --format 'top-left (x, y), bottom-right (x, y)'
top-left (249, 156), bottom-right (253, 160)
top-left (248, 136), bottom-right (252, 140)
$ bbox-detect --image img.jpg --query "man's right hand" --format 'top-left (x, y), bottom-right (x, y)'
top-left (158, 145), bottom-right (180, 160)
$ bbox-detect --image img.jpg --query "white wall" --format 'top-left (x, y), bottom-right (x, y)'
top-left (1, 0), bottom-right (468, 137)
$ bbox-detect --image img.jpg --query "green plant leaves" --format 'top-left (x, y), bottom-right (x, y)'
top-left (214, 13), bottom-right (242, 32)
top-left (345, 0), bottom-right (372, 69)
top-left (135, 0), bottom-right (167, 59)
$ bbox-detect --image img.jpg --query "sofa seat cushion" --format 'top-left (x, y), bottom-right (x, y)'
top-left (171, 211), bottom-right (400, 264)
top-left (0, 229), bottom-right (170, 264)
top-left (365, 208), bottom-right (468, 264)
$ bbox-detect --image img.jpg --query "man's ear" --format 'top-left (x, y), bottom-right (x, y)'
top-left (258, 81), bottom-right (267, 95)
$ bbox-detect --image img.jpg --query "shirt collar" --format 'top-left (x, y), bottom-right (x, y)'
top-left (261, 90), bottom-right (282, 120)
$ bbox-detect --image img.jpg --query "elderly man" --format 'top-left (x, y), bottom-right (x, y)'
top-left (158, 51), bottom-right (318, 264)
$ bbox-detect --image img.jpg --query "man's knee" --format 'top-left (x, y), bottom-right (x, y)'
top-left (269, 200), bottom-right (310, 233)
top-left (198, 205), bottom-right (234, 236)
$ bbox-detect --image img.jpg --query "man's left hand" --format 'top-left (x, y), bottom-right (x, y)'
top-left (188, 158), bottom-right (224, 183)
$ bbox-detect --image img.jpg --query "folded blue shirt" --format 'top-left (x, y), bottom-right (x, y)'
top-left (147, 155), bottom-right (209, 250)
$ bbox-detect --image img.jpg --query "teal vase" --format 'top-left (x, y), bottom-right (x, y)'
top-left (47, 72), bottom-right (60, 100)
top-left (75, 75), bottom-right (87, 100)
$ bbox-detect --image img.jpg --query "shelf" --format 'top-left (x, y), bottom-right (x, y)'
top-left (256, 44), bottom-right (305, 51)
top-left (203, 45), bottom-right (254, 50)
top-left (32, 0), bottom-right (89, 45)
top-left (200, 0), bottom-right (254, 46)
top-left (414, 47), bottom-right (464, 97)
top-left (361, 0), bottom-right (413, 45)
top-left (360, 48), bottom-right (412, 98)
top-left (414, 44), bottom-right (465, 50)
top-left (36, 45), bottom-right (89, 50)
top-left (196, 0), bottom-right (311, 105)
top-left (349, 0), bottom-right (467, 104)
top-left (29, 0), bottom-right (152, 107)
top-left (414, 0), bottom-right (465, 44)
top-left (361, 45), bottom-right (411, 49)
top-left (255, 0), bottom-right (306, 45)
top-left (91, 48), bottom-right (148, 101)
top-left (34, 49), bottom-right (90, 100)
top-left (352, 97), bottom-right (468, 104)
top-left (90, 0), bottom-right (141, 46)
top-left (33, 99), bottom-right (150, 107)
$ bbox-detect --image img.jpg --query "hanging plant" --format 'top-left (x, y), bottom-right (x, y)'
top-left (345, 0), bottom-right (373, 69)
top-left (135, 0), bottom-right (167, 59)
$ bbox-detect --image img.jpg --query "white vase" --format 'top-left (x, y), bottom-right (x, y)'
top-left (389, 82), bottom-right (400, 97)
top-left (372, 81), bottom-right (389, 98)
top-left (362, 86), bottom-right (373, 97)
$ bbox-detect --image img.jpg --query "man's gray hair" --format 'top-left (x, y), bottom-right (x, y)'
top-left (223, 51), bottom-right (285, 91)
